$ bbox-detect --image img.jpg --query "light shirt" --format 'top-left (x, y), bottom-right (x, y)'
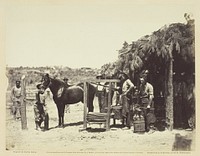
top-left (97, 82), bottom-right (104, 91)
top-left (140, 82), bottom-right (154, 97)
top-left (11, 86), bottom-right (22, 98)
top-left (122, 79), bottom-right (134, 93)
top-left (39, 93), bottom-right (47, 104)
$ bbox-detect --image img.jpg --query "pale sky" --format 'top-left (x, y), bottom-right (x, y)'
top-left (3, 0), bottom-right (196, 68)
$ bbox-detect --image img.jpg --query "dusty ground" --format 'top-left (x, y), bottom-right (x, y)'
top-left (6, 96), bottom-right (195, 153)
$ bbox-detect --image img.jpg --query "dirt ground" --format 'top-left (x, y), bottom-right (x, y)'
top-left (6, 96), bottom-right (195, 153)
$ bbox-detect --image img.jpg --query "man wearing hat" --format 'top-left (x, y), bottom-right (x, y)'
top-left (10, 80), bottom-right (22, 120)
top-left (63, 77), bottom-right (70, 87)
top-left (63, 77), bottom-right (71, 113)
top-left (139, 76), bottom-right (156, 133)
top-left (118, 72), bottom-right (135, 129)
top-left (34, 83), bottom-right (49, 131)
top-left (96, 73), bottom-right (107, 113)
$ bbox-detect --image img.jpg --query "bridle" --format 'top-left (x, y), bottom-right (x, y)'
top-left (42, 77), bottom-right (52, 89)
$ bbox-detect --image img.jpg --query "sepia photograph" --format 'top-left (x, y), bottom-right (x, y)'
top-left (1, 0), bottom-right (198, 155)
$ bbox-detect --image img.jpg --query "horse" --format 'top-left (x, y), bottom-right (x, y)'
top-left (40, 74), bottom-right (96, 127)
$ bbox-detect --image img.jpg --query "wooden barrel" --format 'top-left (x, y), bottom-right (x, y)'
top-left (133, 118), bottom-right (145, 133)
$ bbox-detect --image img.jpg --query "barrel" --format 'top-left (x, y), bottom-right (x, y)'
top-left (133, 118), bottom-right (145, 133)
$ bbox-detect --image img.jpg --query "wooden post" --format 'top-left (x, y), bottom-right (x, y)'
top-left (106, 82), bottom-right (112, 131)
top-left (83, 82), bottom-right (88, 129)
top-left (112, 82), bottom-right (117, 105)
top-left (165, 48), bottom-right (174, 130)
top-left (20, 75), bottom-right (27, 130)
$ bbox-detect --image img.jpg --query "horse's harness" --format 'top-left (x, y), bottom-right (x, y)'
top-left (43, 77), bottom-right (65, 98)
top-left (43, 77), bottom-right (52, 89)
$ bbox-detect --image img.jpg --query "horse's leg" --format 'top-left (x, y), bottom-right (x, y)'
top-left (60, 104), bottom-right (65, 127)
top-left (56, 104), bottom-right (62, 127)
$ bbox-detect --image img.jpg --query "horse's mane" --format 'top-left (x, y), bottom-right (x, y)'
top-left (51, 78), bottom-right (66, 86)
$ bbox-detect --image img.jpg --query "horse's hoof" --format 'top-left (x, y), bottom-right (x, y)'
top-left (58, 125), bottom-right (64, 128)
top-left (56, 125), bottom-right (61, 128)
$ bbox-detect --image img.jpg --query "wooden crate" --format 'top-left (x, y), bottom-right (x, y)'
top-left (86, 112), bottom-right (108, 123)
top-left (133, 118), bottom-right (145, 133)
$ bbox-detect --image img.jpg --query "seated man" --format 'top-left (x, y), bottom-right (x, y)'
top-left (139, 77), bottom-right (156, 133)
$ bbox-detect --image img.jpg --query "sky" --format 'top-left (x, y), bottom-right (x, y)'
top-left (3, 0), bottom-right (197, 69)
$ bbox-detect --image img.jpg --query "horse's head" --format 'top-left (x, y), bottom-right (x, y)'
top-left (41, 73), bottom-right (52, 90)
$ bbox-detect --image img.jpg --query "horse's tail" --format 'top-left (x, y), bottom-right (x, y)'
top-left (77, 82), bottom-right (96, 112)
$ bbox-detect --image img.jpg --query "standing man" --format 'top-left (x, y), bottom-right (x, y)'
top-left (118, 73), bottom-right (135, 129)
top-left (63, 77), bottom-right (70, 87)
top-left (139, 77), bottom-right (156, 133)
top-left (96, 74), bottom-right (106, 113)
top-left (34, 84), bottom-right (49, 131)
top-left (10, 80), bottom-right (22, 120)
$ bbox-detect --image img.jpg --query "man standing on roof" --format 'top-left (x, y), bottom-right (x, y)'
top-left (10, 80), bottom-right (22, 120)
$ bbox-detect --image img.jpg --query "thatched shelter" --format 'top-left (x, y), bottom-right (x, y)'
top-left (101, 18), bottom-right (195, 130)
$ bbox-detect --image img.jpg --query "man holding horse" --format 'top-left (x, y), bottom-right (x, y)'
top-left (34, 84), bottom-right (49, 131)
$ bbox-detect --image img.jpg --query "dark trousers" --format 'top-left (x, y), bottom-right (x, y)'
top-left (121, 94), bottom-right (133, 128)
top-left (97, 91), bottom-right (107, 113)
top-left (140, 103), bottom-right (156, 131)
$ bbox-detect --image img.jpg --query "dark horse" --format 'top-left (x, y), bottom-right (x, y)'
top-left (41, 74), bottom-right (96, 127)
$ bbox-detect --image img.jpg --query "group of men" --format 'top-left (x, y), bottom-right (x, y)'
top-left (10, 77), bottom-right (71, 131)
top-left (96, 70), bottom-right (156, 133)
top-left (10, 80), bottom-right (49, 131)
top-left (10, 71), bottom-right (156, 133)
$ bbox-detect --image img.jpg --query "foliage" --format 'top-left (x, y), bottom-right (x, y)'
top-left (101, 20), bottom-right (195, 79)
top-left (6, 66), bottom-right (98, 90)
